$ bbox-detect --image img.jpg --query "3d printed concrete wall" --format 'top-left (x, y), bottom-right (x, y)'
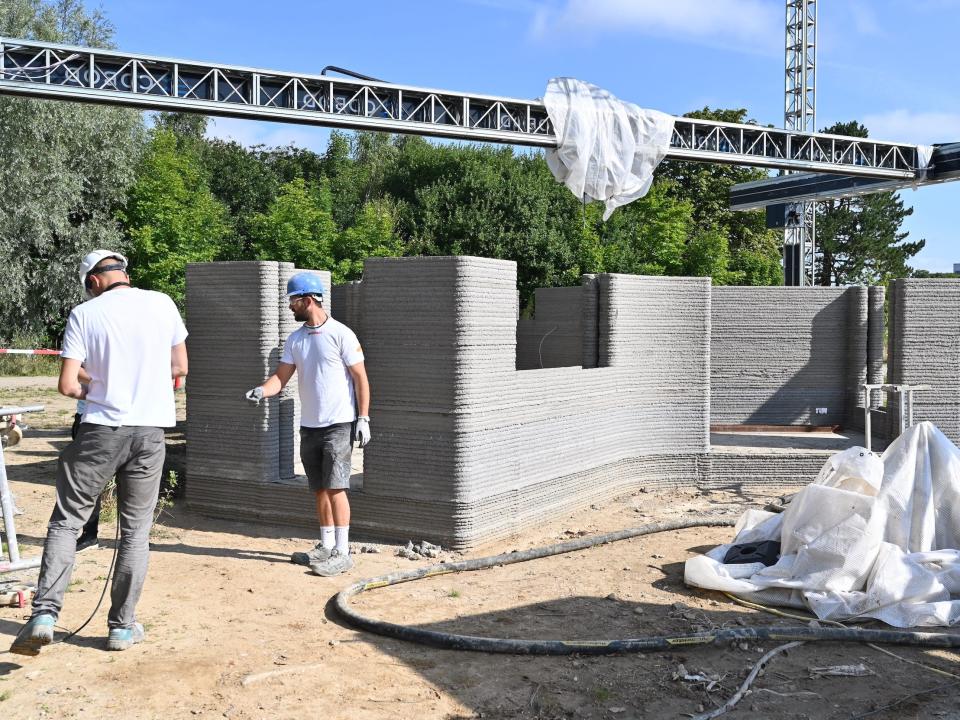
top-left (185, 258), bottom-right (709, 548)
top-left (340, 259), bottom-right (710, 546)
top-left (888, 278), bottom-right (960, 444)
top-left (185, 262), bottom-right (332, 532)
top-left (710, 287), bottom-right (879, 428)
top-left (186, 259), bottom-right (921, 548)
top-left (516, 286), bottom-right (583, 370)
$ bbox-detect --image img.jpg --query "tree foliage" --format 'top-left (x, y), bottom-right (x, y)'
top-left (248, 177), bottom-right (337, 275)
top-left (816, 121), bottom-right (924, 285)
top-left (0, 0), bottom-right (143, 342)
top-left (127, 125), bottom-right (787, 307)
top-left (333, 199), bottom-right (402, 281)
top-left (119, 129), bottom-right (230, 308)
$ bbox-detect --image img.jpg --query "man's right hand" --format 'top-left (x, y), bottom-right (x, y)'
top-left (244, 387), bottom-right (264, 404)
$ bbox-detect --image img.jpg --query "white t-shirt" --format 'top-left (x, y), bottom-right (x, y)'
top-left (280, 317), bottom-right (364, 428)
top-left (61, 288), bottom-right (188, 427)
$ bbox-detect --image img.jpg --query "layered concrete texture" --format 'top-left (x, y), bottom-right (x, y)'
top-left (186, 262), bottom-right (281, 493)
top-left (185, 258), bottom-right (711, 548)
top-left (186, 262), bottom-right (332, 531)
top-left (362, 263), bottom-right (710, 545)
top-left (516, 286), bottom-right (583, 370)
top-left (710, 287), bottom-right (875, 428)
top-left (888, 279), bottom-right (960, 444)
top-left (186, 258), bottom-right (940, 549)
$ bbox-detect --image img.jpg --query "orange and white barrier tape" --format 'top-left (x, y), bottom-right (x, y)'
top-left (0, 349), bottom-right (61, 355)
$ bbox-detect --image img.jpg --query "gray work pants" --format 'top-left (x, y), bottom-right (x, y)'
top-left (32, 424), bottom-right (165, 629)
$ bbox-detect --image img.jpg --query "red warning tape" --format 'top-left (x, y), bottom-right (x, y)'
top-left (0, 349), bottom-right (61, 355)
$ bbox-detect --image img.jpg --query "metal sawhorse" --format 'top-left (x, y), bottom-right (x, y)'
top-left (0, 404), bottom-right (45, 573)
top-left (862, 384), bottom-right (930, 453)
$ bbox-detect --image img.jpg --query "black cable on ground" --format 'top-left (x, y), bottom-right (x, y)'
top-left (334, 517), bottom-right (960, 655)
top-left (54, 520), bottom-right (120, 644)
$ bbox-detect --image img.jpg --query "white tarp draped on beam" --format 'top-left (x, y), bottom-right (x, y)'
top-left (685, 422), bottom-right (960, 627)
top-left (543, 78), bottom-right (675, 220)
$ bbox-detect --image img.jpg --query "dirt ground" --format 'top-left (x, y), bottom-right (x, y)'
top-left (0, 378), bottom-right (958, 720)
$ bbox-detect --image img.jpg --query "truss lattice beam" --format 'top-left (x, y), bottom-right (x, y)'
top-left (0, 37), bottom-right (924, 180)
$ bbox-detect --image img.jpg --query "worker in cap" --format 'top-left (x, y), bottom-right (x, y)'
top-left (11, 249), bottom-right (188, 655)
top-left (245, 271), bottom-right (371, 577)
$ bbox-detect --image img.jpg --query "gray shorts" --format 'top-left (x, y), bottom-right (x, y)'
top-left (299, 423), bottom-right (353, 491)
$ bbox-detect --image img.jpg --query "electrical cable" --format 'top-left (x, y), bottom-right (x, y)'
top-left (319, 65), bottom-right (385, 83)
top-left (724, 586), bottom-right (960, 680)
top-left (722, 591), bottom-right (846, 627)
top-left (53, 519), bottom-right (120, 644)
top-left (335, 517), bottom-right (960, 655)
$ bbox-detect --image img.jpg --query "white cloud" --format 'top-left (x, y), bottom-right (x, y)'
top-left (862, 110), bottom-right (960, 145)
top-left (531, 0), bottom-right (781, 51)
top-left (204, 117), bottom-right (330, 152)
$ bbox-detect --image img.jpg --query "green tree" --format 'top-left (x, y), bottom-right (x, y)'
top-left (597, 181), bottom-right (692, 276)
top-left (389, 142), bottom-right (587, 301)
top-left (261, 144), bottom-right (327, 188)
top-left (1, 0), bottom-right (113, 45)
top-left (248, 177), bottom-right (336, 272)
top-left (120, 130), bottom-right (231, 308)
top-left (658, 107), bottom-right (783, 285)
top-left (816, 121), bottom-right (924, 285)
top-left (201, 139), bottom-right (281, 259)
top-left (333, 199), bottom-right (403, 281)
top-left (153, 111), bottom-right (208, 146)
top-left (0, 0), bottom-right (143, 342)
top-left (318, 131), bottom-right (398, 230)
top-left (683, 228), bottom-right (734, 282)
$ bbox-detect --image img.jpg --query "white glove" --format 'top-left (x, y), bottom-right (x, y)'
top-left (245, 386), bottom-right (264, 404)
top-left (355, 416), bottom-right (371, 447)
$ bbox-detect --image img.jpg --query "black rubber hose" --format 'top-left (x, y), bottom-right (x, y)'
top-left (335, 517), bottom-right (960, 655)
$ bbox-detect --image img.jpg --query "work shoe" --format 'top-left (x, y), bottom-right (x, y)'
top-left (107, 622), bottom-right (144, 651)
top-left (76, 535), bottom-right (99, 553)
top-left (310, 548), bottom-right (354, 577)
top-left (9, 613), bottom-right (55, 656)
top-left (290, 542), bottom-right (332, 566)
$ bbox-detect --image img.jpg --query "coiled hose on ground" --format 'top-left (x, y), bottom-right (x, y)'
top-left (335, 517), bottom-right (960, 655)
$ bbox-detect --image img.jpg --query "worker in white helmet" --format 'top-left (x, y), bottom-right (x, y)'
top-left (245, 271), bottom-right (371, 577)
top-left (11, 250), bottom-right (188, 656)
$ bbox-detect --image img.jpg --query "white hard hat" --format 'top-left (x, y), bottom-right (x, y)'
top-left (79, 249), bottom-right (128, 297)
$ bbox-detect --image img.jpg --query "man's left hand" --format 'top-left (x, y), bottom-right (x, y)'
top-left (355, 417), bottom-right (371, 447)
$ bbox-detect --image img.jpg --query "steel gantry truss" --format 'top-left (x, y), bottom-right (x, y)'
top-left (783, 0), bottom-right (818, 286)
top-left (0, 37), bottom-right (928, 182)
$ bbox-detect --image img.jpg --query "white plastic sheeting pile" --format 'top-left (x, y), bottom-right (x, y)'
top-left (685, 422), bottom-right (960, 627)
top-left (543, 78), bottom-right (674, 220)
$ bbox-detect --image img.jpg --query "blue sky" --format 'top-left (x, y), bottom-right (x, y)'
top-left (94, 0), bottom-right (959, 273)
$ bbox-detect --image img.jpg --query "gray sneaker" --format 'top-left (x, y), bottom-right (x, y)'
top-left (291, 542), bottom-right (332, 566)
top-left (107, 622), bottom-right (144, 651)
top-left (10, 614), bottom-right (55, 656)
top-left (309, 548), bottom-right (354, 577)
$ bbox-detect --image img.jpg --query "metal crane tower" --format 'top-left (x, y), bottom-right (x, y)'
top-left (783, 0), bottom-right (817, 286)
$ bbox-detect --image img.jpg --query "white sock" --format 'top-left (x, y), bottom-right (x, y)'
top-left (335, 526), bottom-right (350, 555)
top-left (320, 526), bottom-right (335, 550)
